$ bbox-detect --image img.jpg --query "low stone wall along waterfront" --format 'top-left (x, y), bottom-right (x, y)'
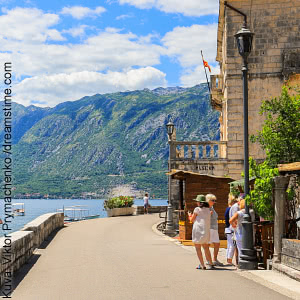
top-left (0, 212), bottom-right (64, 287)
top-left (22, 212), bottom-right (64, 248)
top-left (132, 205), bottom-right (167, 215)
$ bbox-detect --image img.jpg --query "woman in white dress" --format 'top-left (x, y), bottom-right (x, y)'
top-left (188, 195), bottom-right (213, 270)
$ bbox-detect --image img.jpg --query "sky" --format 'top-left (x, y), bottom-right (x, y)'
top-left (0, 0), bottom-right (220, 107)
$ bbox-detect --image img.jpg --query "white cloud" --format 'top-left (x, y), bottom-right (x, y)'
top-left (162, 24), bottom-right (218, 85)
top-left (47, 29), bottom-right (66, 41)
top-left (0, 7), bottom-right (219, 107)
top-left (0, 23), bottom-right (163, 79)
top-left (180, 65), bottom-right (220, 87)
top-left (0, 7), bottom-right (63, 42)
top-left (63, 25), bottom-right (89, 37)
top-left (116, 13), bottom-right (134, 20)
top-left (118, 0), bottom-right (218, 16)
top-left (162, 24), bottom-right (217, 67)
top-left (14, 67), bottom-right (167, 107)
top-left (0, 7), bottom-right (166, 107)
top-left (61, 6), bottom-right (106, 19)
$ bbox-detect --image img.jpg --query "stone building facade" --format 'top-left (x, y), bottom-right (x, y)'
top-left (169, 0), bottom-right (300, 210)
top-left (211, 0), bottom-right (300, 178)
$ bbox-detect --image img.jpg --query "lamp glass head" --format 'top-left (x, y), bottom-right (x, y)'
top-left (166, 121), bottom-right (174, 137)
top-left (234, 26), bottom-right (254, 58)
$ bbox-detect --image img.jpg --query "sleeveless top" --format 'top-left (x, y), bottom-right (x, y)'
top-left (192, 207), bottom-right (211, 244)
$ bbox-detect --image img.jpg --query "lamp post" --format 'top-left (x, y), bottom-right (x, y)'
top-left (234, 25), bottom-right (258, 270)
top-left (166, 121), bottom-right (175, 231)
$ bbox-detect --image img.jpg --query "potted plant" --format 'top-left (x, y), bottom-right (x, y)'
top-left (104, 196), bottom-right (135, 217)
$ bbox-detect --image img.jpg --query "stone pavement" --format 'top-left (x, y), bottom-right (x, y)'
top-left (153, 221), bottom-right (300, 300)
top-left (10, 214), bottom-right (299, 300)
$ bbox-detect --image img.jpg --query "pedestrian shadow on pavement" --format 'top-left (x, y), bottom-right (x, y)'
top-left (212, 267), bottom-right (237, 271)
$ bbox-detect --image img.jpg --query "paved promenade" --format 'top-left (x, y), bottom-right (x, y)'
top-left (11, 214), bottom-right (296, 300)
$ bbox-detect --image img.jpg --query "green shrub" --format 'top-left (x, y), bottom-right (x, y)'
top-left (247, 158), bottom-right (279, 220)
top-left (104, 196), bottom-right (134, 210)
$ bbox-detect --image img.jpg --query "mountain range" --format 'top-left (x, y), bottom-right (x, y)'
top-left (1, 84), bottom-right (220, 198)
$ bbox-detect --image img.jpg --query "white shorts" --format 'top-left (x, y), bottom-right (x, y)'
top-left (209, 229), bottom-right (220, 243)
top-left (226, 233), bottom-right (235, 259)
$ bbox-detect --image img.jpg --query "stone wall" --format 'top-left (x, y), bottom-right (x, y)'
top-left (133, 205), bottom-right (167, 215)
top-left (0, 231), bottom-right (35, 287)
top-left (281, 239), bottom-right (300, 271)
top-left (0, 212), bottom-right (64, 287)
top-left (22, 212), bottom-right (64, 248)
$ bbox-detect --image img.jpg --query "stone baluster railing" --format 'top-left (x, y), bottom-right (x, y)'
top-left (171, 141), bottom-right (227, 160)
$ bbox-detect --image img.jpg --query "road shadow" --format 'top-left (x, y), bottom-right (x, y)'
top-left (38, 225), bottom-right (66, 249)
top-left (11, 253), bottom-right (41, 294)
top-left (9, 226), bottom-right (66, 296)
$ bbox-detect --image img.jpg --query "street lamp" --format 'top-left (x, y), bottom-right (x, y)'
top-left (234, 25), bottom-right (258, 270)
top-left (166, 121), bottom-right (175, 137)
top-left (166, 121), bottom-right (175, 232)
top-left (235, 26), bottom-right (254, 62)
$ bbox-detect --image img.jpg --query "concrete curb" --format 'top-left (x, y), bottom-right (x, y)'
top-left (273, 262), bottom-right (300, 282)
top-left (237, 270), bottom-right (300, 300)
top-left (151, 221), bottom-right (178, 243)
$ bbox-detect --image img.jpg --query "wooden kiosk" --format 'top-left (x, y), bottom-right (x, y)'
top-left (167, 170), bottom-right (234, 241)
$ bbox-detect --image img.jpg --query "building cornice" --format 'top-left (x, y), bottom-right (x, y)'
top-left (216, 0), bottom-right (225, 63)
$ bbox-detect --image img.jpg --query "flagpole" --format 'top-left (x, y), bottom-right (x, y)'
top-left (201, 50), bottom-right (211, 93)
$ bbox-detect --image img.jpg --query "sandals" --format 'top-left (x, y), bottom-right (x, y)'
top-left (196, 265), bottom-right (206, 270)
top-left (206, 264), bottom-right (215, 270)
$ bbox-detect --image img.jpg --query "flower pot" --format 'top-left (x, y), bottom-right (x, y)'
top-left (106, 207), bottom-right (135, 217)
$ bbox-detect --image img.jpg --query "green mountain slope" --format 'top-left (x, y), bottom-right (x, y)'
top-left (7, 84), bottom-right (219, 198)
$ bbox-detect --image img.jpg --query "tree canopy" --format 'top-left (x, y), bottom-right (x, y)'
top-left (249, 86), bottom-right (300, 220)
top-left (251, 86), bottom-right (300, 167)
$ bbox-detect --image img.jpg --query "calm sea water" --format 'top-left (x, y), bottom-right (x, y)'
top-left (0, 198), bottom-right (168, 237)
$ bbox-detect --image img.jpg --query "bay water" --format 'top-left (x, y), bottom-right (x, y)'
top-left (0, 198), bottom-right (168, 237)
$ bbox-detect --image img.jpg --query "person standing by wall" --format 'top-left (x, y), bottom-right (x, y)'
top-left (225, 193), bottom-right (237, 265)
top-left (143, 193), bottom-right (149, 214)
top-left (229, 194), bottom-right (243, 262)
top-left (188, 194), bottom-right (214, 270)
top-left (206, 193), bottom-right (223, 267)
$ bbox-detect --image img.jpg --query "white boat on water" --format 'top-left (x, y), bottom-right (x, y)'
top-left (57, 205), bottom-right (100, 222)
top-left (13, 203), bottom-right (25, 216)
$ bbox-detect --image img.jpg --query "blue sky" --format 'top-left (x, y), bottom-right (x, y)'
top-left (0, 0), bottom-right (219, 107)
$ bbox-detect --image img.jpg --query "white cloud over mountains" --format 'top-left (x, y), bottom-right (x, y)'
top-left (5, 29), bottom-right (163, 78)
top-left (0, 6), bottom-right (218, 107)
top-left (118, 0), bottom-right (218, 16)
top-left (61, 6), bottom-right (106, 19)
top-left (0, 8), bottom-right (163, 78)
top-left (14, 67), bottom-right (167, 107)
